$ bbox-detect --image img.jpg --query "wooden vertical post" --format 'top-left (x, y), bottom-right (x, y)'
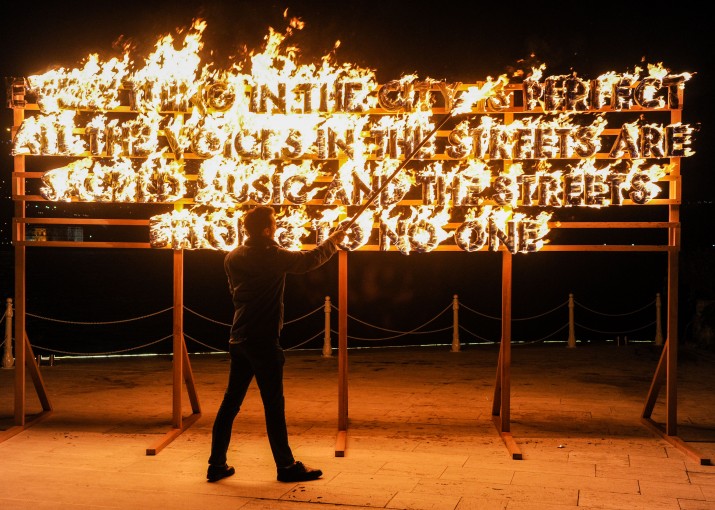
top-left (0, 91), bottom-right (52, 445)
top-left (323, 296), bottom-right (332, 357)
top-left (568, 293), bottom-right (576, 348)
top-left (172, 249), bottom-right (184, 430)
top-left (666, 234), bottom-right (679, 435)
top-left (492, 250), bottom-right (521, 459)
top-left (336, 251), bottom-right (348, 456)
top-left (500, 251), bottom-right (512, 432)
top-left (641, 100), bottom-right (709, 465)
top-left (451, 294), bottom-right (460, 352)
top-left (665, 106), bottom-right (681, 437)
top-left (146, 248), bottom-right (201, 455)
top-left (13, 105), bottom-right (26, 427)
top-left (655, 293), bottom-right (663, 346)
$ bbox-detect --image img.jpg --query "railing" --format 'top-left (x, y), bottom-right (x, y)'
top-left (0, 292), bottom-right (665, 365)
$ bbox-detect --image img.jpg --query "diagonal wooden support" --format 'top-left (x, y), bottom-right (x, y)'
top-left (0, 332), bottom-right (53, 444)
top-left (642, 340), bottom-right (667, 420)
top-left (491, 251), bottom-right (521, 460)
top-left (146, 250), bottom-right (201, 455)
top-left (23, 333), bottom-right (52, 411)
top-left (640, 240), bottom-right (711, 465)
top-left (182, 338), bottom-right (201, 414)
top-left (641, 416), bottom-right (711, 465)
top-left (641, 339), bottom-right (711, 465)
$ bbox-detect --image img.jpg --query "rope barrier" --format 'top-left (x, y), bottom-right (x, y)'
top-left (574, 299), bottom-right (656, 316)
top-left (513, 300), bottom-right (569, 321)
top-left (184, 330), bottom-right (326, 352)
top-left (184, 307), bottom-right (231, 326)
top-left (284, 305), bottom-right (324, 325)
top-left (184, 333), bottom-right (226, 353)
top-left (3, 292), bottom-right (662, 357)
top-left (184, 304), bottom-right (323, 328)
top-left (30, 335), bottom-right (172, 356)
top-left (457, 322), bottom-right (570, 345)
top-left (285, 329), bottom-right (325, 350)
top-left (26, 307), bottom-right (173, 325)
top-left (575, 320), bottom-right (656, 335)
top-left (333, 325), bottom-right (452, 342)
top-left (515, 323), bottom-right (570, 345)
top-left (457, 304), bottom-right (500, 320)
top-left (457, 325), bottom-right (497, 343)
top-left (334, 303), bottom-right (452, 333)
top-left (459, 300), bottom-right (568, 321)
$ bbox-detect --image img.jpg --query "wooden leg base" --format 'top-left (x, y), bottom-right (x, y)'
top-left (0, 410), bottom-right (53, 444)
top-left (335, 430), bottom-right (347, 457)
top-left (146, 413), bottom-right (201, 456)
top-left (641, 417), bottom-right (711, 466)
top-left (492, 415), bottom-right (522, 460)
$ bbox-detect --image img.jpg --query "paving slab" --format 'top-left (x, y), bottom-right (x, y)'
top-left (1, 344), bottom-right (714, 509)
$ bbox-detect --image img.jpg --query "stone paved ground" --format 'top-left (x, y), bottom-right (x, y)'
top-left (1, 343), bottom-right (714, 509)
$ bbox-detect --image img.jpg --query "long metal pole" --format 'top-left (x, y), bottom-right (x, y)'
top-left (340, 113), bottom-right (454, 230)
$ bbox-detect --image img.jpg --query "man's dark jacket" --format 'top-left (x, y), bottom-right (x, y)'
top-left (225, 235), bottom-right (340, 343)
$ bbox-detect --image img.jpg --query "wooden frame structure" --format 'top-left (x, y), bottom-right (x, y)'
top-left (4, 75), bottom-right (709, 465)
top-left (332, 236), bottom-right (709, 465)
top-left (327, 91), bottom-right (710, 465)
top-left (3, 91), bottom-right (201, 454)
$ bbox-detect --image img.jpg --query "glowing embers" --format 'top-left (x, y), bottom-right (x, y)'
top-left (40, 157), bottom-right (186, 203)
top-left (10, 17), bottom-right (698, 256)
top-left (150, 206), bottom-right (323, 251)
top-left (194, 159), bottom-right (323, 207)
top-left (36, 155), bottom-right (673, 211)
top-left (523, 62), bottom-right (692, 112)
top-left (148, 204), bottom-right (552, 254)
top-left (23, 18), bottom-right (379, 116)
top-left (12, 111), bottom-right (86, 156)
top-left (379, 206), bottom-right (451, 254)
top-left (12, 110), bottom-right (694, 162)
top-left (26, 53), bottom-right (130, 114)
top-left (454, 207), bottom-right (552, 253)
top-left (608, 120), bottom-right (695, 158)
top-left (149, 207), bottom-right (241, 250)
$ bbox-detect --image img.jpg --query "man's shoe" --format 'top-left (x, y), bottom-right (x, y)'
top-left (207, 463), bottom-right (235, 482)
top-left (277, 461), bottom-right (322, 482)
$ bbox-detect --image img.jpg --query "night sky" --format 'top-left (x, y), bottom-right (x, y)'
top-left (0, 1), bottom-right (712, 354)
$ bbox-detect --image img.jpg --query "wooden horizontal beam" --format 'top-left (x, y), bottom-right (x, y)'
top-left (18, 218), bottom-right (150, 226)
top-left (12, 194), bottom-right (681, 207)
top-left (15, 241), bottom-right (152, 249)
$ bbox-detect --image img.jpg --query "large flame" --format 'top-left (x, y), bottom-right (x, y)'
top-left (14, 18), bottom-right (696, 254)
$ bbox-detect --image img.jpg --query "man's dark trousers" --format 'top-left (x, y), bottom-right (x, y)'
top-left (209, 339), bottom-right (294, 468)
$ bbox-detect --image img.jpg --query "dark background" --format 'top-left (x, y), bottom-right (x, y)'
top-left (0, 1), bottom-right (712, 356)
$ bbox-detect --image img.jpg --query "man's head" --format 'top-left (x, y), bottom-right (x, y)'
top-left (243, 205), bottom-right (276, 239)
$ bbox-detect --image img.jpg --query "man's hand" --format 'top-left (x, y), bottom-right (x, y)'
top-left (329, 230), bottom-right (347, 245)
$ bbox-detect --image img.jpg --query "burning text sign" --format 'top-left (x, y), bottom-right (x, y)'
top-left (9, 19), bottom-right (696, 254)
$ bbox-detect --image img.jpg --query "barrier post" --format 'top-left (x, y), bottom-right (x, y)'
top-left (654, 292), bottom-right (663, 346)
top-left (322, 296), bottom-right (332, 357)
top-left (568, 293), bottom-right (576, 348)
top-left (2, 298), bottom-right (13, 369)
top-left (451, 294), bottom-right (460, 352)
